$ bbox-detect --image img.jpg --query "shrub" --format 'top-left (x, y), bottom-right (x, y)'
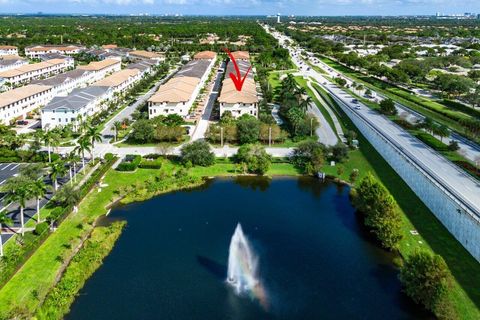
top-left (350, 173), bottom-right (402, 250)
top-left (180, 140), bottom-right (215, 167)
top-left (414, 132), bottom-right (449, 152)
top-left (138, 158), bottom-right (162, 169)
top-left (399, 251), bottom-right (457, 319)
top-left (104, 153), bottom-right (114, 161)
top-left (234, 144), bottom-right (272, 175)
top-left (116, 155), bottom-right (142, 171)
top-left (47, 207), bottom-right (67, 223)
top-left (34, 222), bottom-right (49, 236)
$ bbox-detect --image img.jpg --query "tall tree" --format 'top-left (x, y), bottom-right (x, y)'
top-left (86, 126), bottom-right (103, 162)
top-left (3, 177), bottom-right (32, 237)
top-left (49, 160), bottom-right (67, 191)
top-left (31, 179), bottom-right (48, 223)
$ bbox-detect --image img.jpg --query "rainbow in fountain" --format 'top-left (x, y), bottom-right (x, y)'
top-left (227, 223), bottom-right (268, 309)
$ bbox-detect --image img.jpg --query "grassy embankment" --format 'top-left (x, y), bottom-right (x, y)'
top-left (36, 221), bottom-right (125, 320)
top-left (319, 56), bottom-right (480, 143)
top-left (311, 82), bottom-right (480, 319)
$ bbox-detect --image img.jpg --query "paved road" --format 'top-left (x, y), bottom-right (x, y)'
top-left (55, 143), bottom-right (294, 159)
top-left (191, 61), bottom-right (225, 141)
top-left (305, 48), bottom-right (480, 162)
top-left (265, 25), bottom-right (480, 219)
top-left (306, 80), bottom-right (346, 143)
top-left (101, 66), bottom-right (179, 141)
top-left (306, 102), bottom-right (338, 146)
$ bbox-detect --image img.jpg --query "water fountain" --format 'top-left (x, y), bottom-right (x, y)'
top-left (227, 223), bottom-right (259, 294)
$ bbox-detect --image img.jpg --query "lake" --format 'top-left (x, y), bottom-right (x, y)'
top-left (67, 177), bottom-right (428, 320)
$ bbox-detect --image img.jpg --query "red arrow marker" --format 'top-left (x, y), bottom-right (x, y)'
top-left (224, 48), bottom-right (252, 92)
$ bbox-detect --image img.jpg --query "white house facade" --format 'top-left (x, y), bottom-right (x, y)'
top-left (0, 84), bottom-right (53, 124)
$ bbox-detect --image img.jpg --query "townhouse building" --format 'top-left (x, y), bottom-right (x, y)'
top-left (129, 50), bottom-right (165, 62)
top-left (0, 84), bottom-right (53, 124)
top-left (77, 58), bottom-right (122, 83)
top-left (148, 51), bottom-right (216, 118)
top-left (218, 51), bottom-right (258, 118)
top-left (41, 86), bottom-right (109, 130)
top-left (32, 69), bottom-right (94, 97)
top-left (0, 46), bottom-right (18, 56)
top-left (25, 45), bottom-right (85, 59)
top-left (0, 58), bottom-right (74, 88)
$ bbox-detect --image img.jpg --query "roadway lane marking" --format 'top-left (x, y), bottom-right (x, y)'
top-left (9, 164), bottom-right (20, 171)
top-left (1, 164), bottom-right (11, 170)
top-left (0, 179), bottom-right (5, 185)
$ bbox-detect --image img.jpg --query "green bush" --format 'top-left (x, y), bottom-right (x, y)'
top-left (414, 132), bottom-right (449, 152)
top-left (47, 207), bottom-right (67, 223)
top-left (116, 155), bottom-right (142, 171)
top-left (350, 173), bottom-right (402, 250)
top-left (399, 251), bottom-right (458, 319)
top-left (138, 158), bottom-right (162, 169)
top-left (104, 153), bottom-right (114, 161)
top-left (34, 222), bottom-right (49, 236)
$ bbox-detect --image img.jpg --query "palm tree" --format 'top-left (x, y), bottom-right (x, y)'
top-left (74, 135), bottom-right (92, 169)
top-left (113, 121), bottom-right (122, 142)
top-left (49, 160), bottom-right (67, 191)
top-left (3, 177), bottom-right (32, 237)
top-left (31, 179), bottom-right (48, 223)
top-left (300, 96), bottom-right (313, 113)
top-left (86, 126), bottom-right (102, 162)
top-left (0, 212), bottom-right (13, 256)
top-left (42, 131), bottom-right (54, 163)
top-left (65, 152), bottom-right (81, 184)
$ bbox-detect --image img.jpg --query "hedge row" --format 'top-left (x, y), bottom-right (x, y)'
top-left (116, 155), bottom-right (141, 171)
top-left (414, 132), bottom-right (450, 152)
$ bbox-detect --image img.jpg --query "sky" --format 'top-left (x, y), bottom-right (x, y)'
top-left (0, 0), bottom-right (479, 16)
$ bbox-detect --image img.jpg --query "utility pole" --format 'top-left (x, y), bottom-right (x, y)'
top-left (221, 127), bottom-right (224, 147)
top-left (268, 126), bottom-right (272, 147)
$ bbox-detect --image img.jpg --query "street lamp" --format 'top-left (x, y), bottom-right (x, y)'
top-left (310, 118), bottom-right (314, 137)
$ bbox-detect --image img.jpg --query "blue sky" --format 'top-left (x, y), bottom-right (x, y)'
top-left (0, 0), bottom-right (479, 16)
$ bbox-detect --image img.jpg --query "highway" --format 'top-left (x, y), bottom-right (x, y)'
top-left (264, 25), bottom-right (480, 219)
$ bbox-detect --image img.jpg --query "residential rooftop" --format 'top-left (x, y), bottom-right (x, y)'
top-left (0, 84), bottom-right (52, 108)
top-left (92, 69), bottom-right (140, 87)
top-left (31, 69), bottom-right (92, 87)
top-left (42, 86), bottom-right (109, 112)
top-left (77, 58), bottom-right (120, 71)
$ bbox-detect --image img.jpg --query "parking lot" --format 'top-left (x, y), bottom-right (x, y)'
top-left (0, 163), bottom-right (26, 187)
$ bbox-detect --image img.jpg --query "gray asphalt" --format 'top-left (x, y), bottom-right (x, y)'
top-left (266, 26), bottom-right (480, 220)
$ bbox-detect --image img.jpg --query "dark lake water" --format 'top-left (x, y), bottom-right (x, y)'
top-left (67, 177), bottom-right (428, 320)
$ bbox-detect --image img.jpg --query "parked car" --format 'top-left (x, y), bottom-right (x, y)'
top-left (351, 99), bottom-right (358, 104)
top-left (16, 120), bottom-right (28, 125)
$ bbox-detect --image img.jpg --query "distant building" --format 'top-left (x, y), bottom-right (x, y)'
top-left (0, 46), bottom-right (18, 56)
top-left (277, 13), bottom-right (281, 24)
top-left (25, 45), bottom-right (85, 59)
top-left (129, 50), bottom-right (165, 62)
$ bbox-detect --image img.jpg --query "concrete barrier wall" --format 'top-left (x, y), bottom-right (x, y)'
top-left (336, 97), bottom-right (480, 262)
